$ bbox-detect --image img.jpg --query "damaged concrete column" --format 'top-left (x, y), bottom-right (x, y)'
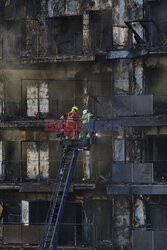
top-left (112, 0), bottom-right (129, 48)
top-left (83, 13), bottom-right (90, 54)
top-left (134, 195), bottom-right (146, 227)
top-left (40, 0), bottom-right (48, 56)
top-left (114, 139), bottom-right (125, 161)
top-left (113, 197), bottom-right (130, 249)
top-left (25, 19), bottom-right (39, 57)
top-left (27, 142), bottom-right (39, 179)
top-left (114, 60), bottom-right (133, 95)
top-left (83, 151), bottom-right (91, 180)
top-left (22, 200), bottom-right (29, 226)
top-left (83, 80), bottom-right (89, 108)
top-left (134, 59), bottom-right (143, 95)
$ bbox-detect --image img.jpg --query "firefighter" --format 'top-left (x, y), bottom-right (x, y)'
top-left (81, 109), bottom-right (93, 138)
top-left (60, 106), bottom-right (80, 140)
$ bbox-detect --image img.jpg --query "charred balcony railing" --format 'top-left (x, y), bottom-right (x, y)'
top-left (125, 18), bottom-right (167, 47)
top-left (1, 95), bottom-right (167, 121)
top-left (112, 161), bottom-right (167, 184)
top-left (2, 19), bottom-right (84, 59)
top-left (109, 226), bottom-right (167, 250)
top-left (48, 31), bottom-right (83, 56)
top-left (2, 222), bottom-right (97, 247)
top-left (0, 96), bottom-right (108, 120)
top-left (2, 159), bottom-right (109, 183)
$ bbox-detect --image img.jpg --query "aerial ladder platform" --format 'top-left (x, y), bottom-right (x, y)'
top-left (38, 137), bottom-right (93, 250)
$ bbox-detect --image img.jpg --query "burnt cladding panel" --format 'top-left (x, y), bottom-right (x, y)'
top-left (133, 163), bottom-right (153, 184)
top-left (149, 205), bottom-right (167, 229)
top-left (112, 96), bottom-right (131, 116)
top-left (132, 95), bottom-right (153, 116)
top-left (132, 230), bottom-right (152, 250)
top-left (3, 225), bottom-right (21, 244)
top-left (154, 231), bottom-right (167, 250)
top-left (112, 95), bottom-right (153, 116)
top-left (112, 163), bottom-right (132, 183)
top-left (22, 225), bottom-right (42, 244)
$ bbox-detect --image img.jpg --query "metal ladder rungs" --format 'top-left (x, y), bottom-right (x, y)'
top-left (38, 147), bottom-right (79, 250)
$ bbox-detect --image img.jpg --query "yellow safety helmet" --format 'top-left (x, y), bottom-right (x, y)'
top-left (72, 106), bottom-right (78, 111)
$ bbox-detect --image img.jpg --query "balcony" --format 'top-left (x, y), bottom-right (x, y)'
top-left (0, 95), bottom-right (109, 124)
top-left (0, 159), bottom-right (110, 190)
top-left (107, 160), bottom-right (167, 195)
top-left (1, 223), bottom-right (96, 249)
top-left (112, 95), bottom-right (154, 117)
top-left (111, 95), bottom-right (167, 124)
top-left (112, 161), bottom-right (167, 184)
top-left (112, 163), bottom-right (154, 184)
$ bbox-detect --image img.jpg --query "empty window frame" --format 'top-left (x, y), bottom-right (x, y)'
top-left (3, 202), bottom-right (21, 223)
top-left (48, 16), bottom-right (83, 56)
top-left (22, 79), bottom-right (84, 118)
top-left (21, 19), bottom-right (39, 57)
top-left (3, 21), bottom-right (24, 58)
top-left (25, 141), bottom-right (49, 180)
top-left (26, 80), bottom-right (49, 117)
top-left (144, 0), bottom-right (167, 46)
top-left (89, 10), bottom-right (113, 52)
top-left (145, 136), bottom-right (167, 182)
top-left (22, 200), bottom-right (49, 225)
top-left (126, 138), bottom-right (143, 162)
top-left (113, 139), bottom-right (125, 161)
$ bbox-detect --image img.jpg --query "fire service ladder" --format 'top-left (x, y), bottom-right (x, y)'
top-left (38, 146), bottom-right (80, 250)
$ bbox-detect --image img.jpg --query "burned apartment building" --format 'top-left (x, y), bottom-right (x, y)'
top-left (0, 0), bottom-right (167, 249)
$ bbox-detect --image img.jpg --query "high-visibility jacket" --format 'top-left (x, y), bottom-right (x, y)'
top-left (82, 112), bottom-right (92, 124)
top-left (81, 112), bottom-right (93, 138)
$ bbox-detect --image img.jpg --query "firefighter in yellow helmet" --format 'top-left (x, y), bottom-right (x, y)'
top-left (60, 106), bottom-right (79, 140)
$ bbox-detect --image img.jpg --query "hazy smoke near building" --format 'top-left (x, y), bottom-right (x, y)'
top-left (0, 0), bottom-right (166, 249)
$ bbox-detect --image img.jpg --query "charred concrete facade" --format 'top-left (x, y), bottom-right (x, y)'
top-left (0, 0), bottom-right (167, 249)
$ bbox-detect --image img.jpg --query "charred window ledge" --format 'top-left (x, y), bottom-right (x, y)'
top-left (0, 183), bottom-right (95, 192)
top-left (0, 55), bottom-right (95, 64)
top-left (107, 184), bottom-right (167, 195)
top-left (107, 48), bottom-right (167, 60)
top-left (0, 246), bottom-right (93, 249)
top-left (0, 244), bottom-right (93, 250)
